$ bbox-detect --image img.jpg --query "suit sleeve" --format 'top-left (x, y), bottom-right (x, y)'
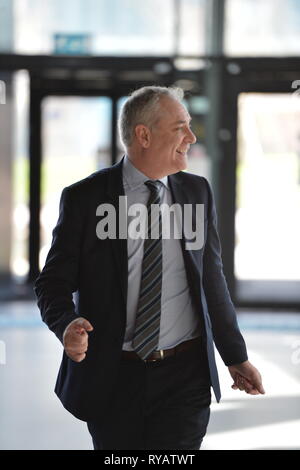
top-left (202, 178), bottom-right (248, 366)
top-left (34, 187), bottom-right (83, 343)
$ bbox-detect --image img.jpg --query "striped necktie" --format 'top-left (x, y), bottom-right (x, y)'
top-left (132, 180), bottom-right (163, 360)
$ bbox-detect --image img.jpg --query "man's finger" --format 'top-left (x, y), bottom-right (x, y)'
top-left (72, 331), bottom-right (89, 342)
top-left (75, 318), bottom-right (94, 332)
top-left (67, 345), bottom-right (87, 354)
top-left (66, 336), bottom-right (88, 348)
top-left (235, 374), bottom-right (251, 392)
top-left (71, 353), bottom-right (86, 362)
top-left (241, 378), bottom-right (254, 393)
top-left (249, 372), bottom-right (265, 394)
top-left (237, 373), bottom-right (265, 395)
top-left (254, 382), bottom-right (265, 394)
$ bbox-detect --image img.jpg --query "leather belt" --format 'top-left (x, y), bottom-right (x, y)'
top-left (121, 337), bottom-right (201, 363)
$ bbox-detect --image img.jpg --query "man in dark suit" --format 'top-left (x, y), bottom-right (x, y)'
top-left (35, 86), bottom-right (264, 450)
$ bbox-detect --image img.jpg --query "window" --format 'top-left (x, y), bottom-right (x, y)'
top-left (235, 93), bottom-right (300, 281)
top-left (225, 0), bottom-right (300, 57)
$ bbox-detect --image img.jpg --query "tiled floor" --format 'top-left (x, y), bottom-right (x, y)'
top-left (0, 302), bottom-right (299, 450)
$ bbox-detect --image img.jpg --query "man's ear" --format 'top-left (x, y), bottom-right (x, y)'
top-left (135, 124), bottom-right (151, 148)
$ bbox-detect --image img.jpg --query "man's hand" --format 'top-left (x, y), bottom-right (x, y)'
top-left (63, 317), bottom-right (94, 362)
top-left (228, 360), bottom-right (265, 395)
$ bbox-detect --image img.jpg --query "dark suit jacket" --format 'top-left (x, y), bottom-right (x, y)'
top-left (35, 158), bottom-right (248, 422)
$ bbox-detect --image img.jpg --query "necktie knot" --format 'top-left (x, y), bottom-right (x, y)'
top-left (145, 180), bottom-right (162, 195)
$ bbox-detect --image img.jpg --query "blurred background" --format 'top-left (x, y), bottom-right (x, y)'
top-left (0, 0), bottom-right (300, 450)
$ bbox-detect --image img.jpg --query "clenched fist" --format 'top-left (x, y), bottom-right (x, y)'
top-left (63, 317), bottom-right (94, 362)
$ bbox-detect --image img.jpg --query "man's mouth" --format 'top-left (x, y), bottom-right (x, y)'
top-left (176, 149), bottom-right (187, 155)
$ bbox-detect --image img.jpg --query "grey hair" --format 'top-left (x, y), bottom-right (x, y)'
top-left (118, 85), bottom-right (184, 149)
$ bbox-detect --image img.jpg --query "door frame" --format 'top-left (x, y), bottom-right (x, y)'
top-left (218, 57), bottom-right (300, 308)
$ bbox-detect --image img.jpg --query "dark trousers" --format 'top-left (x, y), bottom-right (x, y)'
top-left (87, 338), bottom-right (211, 450)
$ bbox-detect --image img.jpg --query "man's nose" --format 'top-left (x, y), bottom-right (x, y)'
top-left (186, 127), bottom-right (197, 144)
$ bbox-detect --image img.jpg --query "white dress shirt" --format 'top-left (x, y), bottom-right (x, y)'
top-left (122, 155), bottom-right (201, 351)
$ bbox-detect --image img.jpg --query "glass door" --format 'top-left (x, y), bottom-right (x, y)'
top-left (235, 92), bottom-right (300, 302)
top-left (40, 95), bottom-right (112, 269)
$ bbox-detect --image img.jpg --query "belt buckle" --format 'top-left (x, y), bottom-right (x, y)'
top-left (144, 349), bottom-right (164, 363)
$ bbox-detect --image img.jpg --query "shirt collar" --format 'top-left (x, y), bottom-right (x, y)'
top-left (123, 155), bottom-right (169, 191)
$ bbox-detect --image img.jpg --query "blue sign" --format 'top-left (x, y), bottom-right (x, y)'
top-left (54, 34), bottom-right (91, 55)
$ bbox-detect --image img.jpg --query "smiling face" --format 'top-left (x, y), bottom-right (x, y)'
top-left (131, 96), bottom-right (197, 179)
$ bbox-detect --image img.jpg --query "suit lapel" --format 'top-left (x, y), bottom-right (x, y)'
top-left (168, 173), bottom-right (201, 275)
top-left (105, 157), bottom-right (128, 306)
